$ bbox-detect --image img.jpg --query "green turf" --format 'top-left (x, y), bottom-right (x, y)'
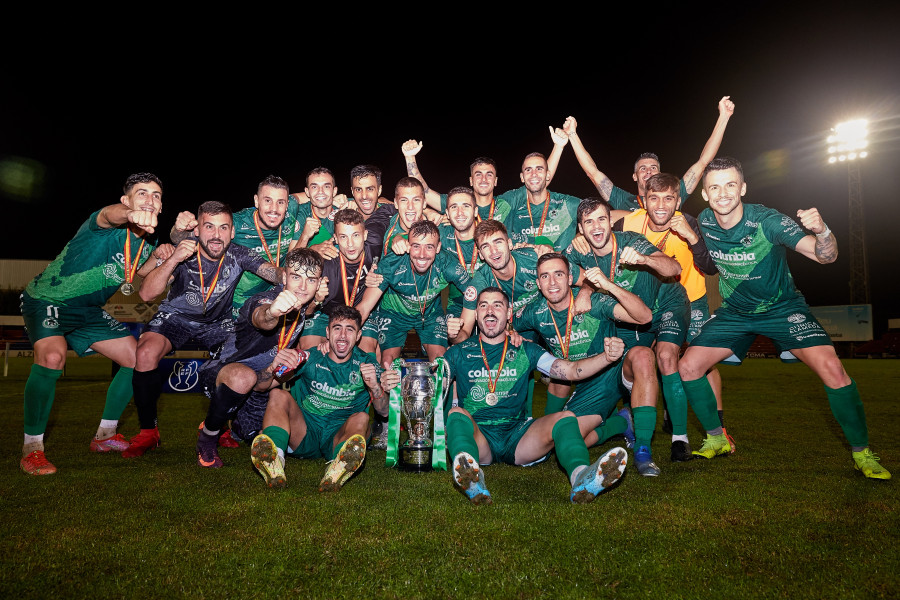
top-left (1, 357), bottom-right (897, 599)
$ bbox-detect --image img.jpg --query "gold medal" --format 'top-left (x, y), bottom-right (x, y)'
top-left (120, 283), bottom-right (135, 296)
top-left (485, 392), bottom-right (498, 406)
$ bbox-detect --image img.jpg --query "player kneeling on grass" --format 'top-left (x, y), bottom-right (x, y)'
top-left (250, 305), bottom-right (386, 491)
top-left (382, 287), bottom-right (629, 505)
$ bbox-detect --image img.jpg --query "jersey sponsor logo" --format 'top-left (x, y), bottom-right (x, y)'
top-left (468, 367), bottom-right (518, 378)
top-left (661, 311), bottom-right (674, 322)
top-left (710, 249), bottom-right (756, 262)
top-left (315, 363), bottom-right (333, 374)
top-left (521, 223), bottom-right (561, 236)
top-left (464, 286), bottom-right (477, 302)
top-left (310, 380), bottom-right (354, 396)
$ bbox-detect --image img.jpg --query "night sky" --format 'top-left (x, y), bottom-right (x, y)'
top-left (3, 6), bottom-right (899, 336)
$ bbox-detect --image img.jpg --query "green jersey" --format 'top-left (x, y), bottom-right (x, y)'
top-left (443, 336), bottom-right (548, 425)
top-left (25, 209), bottom-right (157, 307)
top-left (290, 346), bottom-right (376, 427)
top-left (564, 231), bottom-right (662, 306)
top-left (515, 293), bottom-right (619, 400)
top-left (377, 250), bottom-right (472, 316)
top-left (438, 193), bottom-right (515, 227)
top-left (504, 186), bottom-right (581, 250)
top-left (438, 223), bottom-right (485, 314)
top-left (296, 201), bottom-right (336, 247)
top-left (698, 203), bottom-right (809, 314)
top-left (231, 196), bottom-right (303, 313)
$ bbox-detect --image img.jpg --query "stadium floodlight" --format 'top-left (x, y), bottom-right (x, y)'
top-left (827, 119), bottom-right (868, 163)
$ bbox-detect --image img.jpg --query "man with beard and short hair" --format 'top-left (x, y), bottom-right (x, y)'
top-left (679, 156), bottom-right (890, 479)
top-left (125, 201), bottom-right (283, 459)
top-left (249, 305), bottom-right (385, 492)
top-left (381, 287), bottom-right (629, 505)
top-left (195, 248), bottom-right (324, 467)
top-left (19, 173), bottom-right (171, 475)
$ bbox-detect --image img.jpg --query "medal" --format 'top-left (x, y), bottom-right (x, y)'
top-left (122, 228), bottom-right (145, 296)
top-left (120, 283), bottom-right (135, 296)
top-left (485, 392), bottom-right (498, 406)
top-left (479, 335), bottom-right (508, 407)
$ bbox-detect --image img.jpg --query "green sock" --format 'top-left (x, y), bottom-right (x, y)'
top-left (826, 379), bottom-right (868, 448)
top-left (446, 412), bottom-right (479, 461)
top-left (544, 392), bottom-right (568, 415)
top-left (593, 414), bottom-right (627, 445)
top-left (682, 377), bottom-right (722, 433)
top-left (102, 366), bottom-right (134, 420)
top-left (262, 425), bottom-right (290, 453)
top-left (632, 406), bottom-right (657, 448)
top-left (661, 373), bottom-right (688, 435)
top-left (552, 416), bottom-right (589, 477)
top-left (24, 364), bottom-right (62, 436)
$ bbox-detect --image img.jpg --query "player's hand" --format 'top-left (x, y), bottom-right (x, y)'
top-left (797, 208), bottom-right (827, 235)
top-left (573, 287), bottom-right (594, 315)
top-left (127, 209), bottom-right (158, 234)
top-left (333, 193), bottom-right (349, 210)
top-left (314, 276), bottom-right (329, 304)
top-left (316, 339), bottom-right (331, 355)
top-left (310, 240), bottom-right (339, 260)
top-left (152, 243), bottom-right (175, 262)
top-left (571, 233), bottom-right (590, 255)
top-left (365, 262), bottom-right (383, 287)
top-left (271, 348), bottom-right (301, 375)
top-left (303, 217), bottom-right (321, 239)
top-left (549, 125), bottom-right (568, 146)
top-left (719, 95), bottom-right (735, 117)
top-left (402, 139), bottom-right (423, 158)
top-left (172, 238), bottom-right (198, 263)
top-left (446, 316), bottom-right (462, 340)
top-left (360, 362), bottom-right (379, 389)
top-left (603, 336), bottom-right (625, 363)
top-left (563, 116), bottom-right (578, 136)
top-left (534, 244), bottom-right (554, 257)
top-left (174, 211), bottom-right (198, 233)
top-left (619, 246), bottom-right (646, 266)
top-left (508, 328), bottom-right (524, 347)
top-left (380, 368), bottom-right (401, 392)
top-left (668, 214), bottom-right (697, 244)
top-left (582, 266), bottom-right (612, 292)
top-left (424, 209), bottom-right (444, 226)
top-left (269, 289), bottom-right (301, 317)
top-left (391, 236), bottom-right (410, 255)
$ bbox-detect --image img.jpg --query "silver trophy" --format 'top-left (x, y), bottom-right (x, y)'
top-left (396, 359), bottom-right (448, 472)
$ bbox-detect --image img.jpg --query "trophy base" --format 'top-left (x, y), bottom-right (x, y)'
top-left (398, 443), bottom-right (433, 472)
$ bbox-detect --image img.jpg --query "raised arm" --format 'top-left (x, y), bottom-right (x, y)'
top-left (545, 336), bottom-right (625, 381)
top-left (138, 238), bottom-right (196, 301)
top-left (546, 125), bottom-right (569, 181)
top-left (681, 96), bottom-right (735, 195)
top-left (169, 211), bottom-right (198, 245)
top-left (563, 116), bottom-right (614, 201)
top-left (97, 203), bottom-right (158, 234)
top-left (581, 267), bottom-right (652, 325)
top-left (401, 139), bottom-right (443, 211)
top-left (794, 208), bottom-right (838, 264)
top-left (619, 246), bottom-right (682, 278)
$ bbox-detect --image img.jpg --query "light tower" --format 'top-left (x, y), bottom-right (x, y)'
top-left (827, 119), bottom-right (870, 305)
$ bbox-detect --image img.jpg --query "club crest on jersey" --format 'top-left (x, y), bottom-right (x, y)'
top-left (464, 286), bottom-right (477, 302)
top-left (741, 235), bottom-right (754, 247)
top-left (787, 313), bottom-right (806, 324)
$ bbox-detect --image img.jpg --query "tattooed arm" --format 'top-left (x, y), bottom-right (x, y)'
top-left (255, 262), bottom-right (283, 284)
top-left (543, 337), bottom-right (625, 382)
top-left (794, 208), bottom-right (838, 264)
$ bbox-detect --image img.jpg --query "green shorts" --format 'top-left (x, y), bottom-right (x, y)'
top-left (20, 292), bottom-right (132, 357)
top-left (477, 418), bottom-right (544, 465)
top-left (564, 363), bottom-right (623, 419)
top-left (691, 301), bottom-right (827, 365)
top-left (653, 283), bottom-right (690, 346)
top-left (287, 407), bottom-right (345, 460)
top-left (687, 295), bottom-right (712, 342)
top-left (361, 305), bottom-right (448, 350)
top-left (300, 310), bottom-right (330, 339)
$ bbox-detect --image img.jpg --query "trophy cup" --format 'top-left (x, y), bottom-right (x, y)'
top-left (386, 358), bottom-right (450, 472)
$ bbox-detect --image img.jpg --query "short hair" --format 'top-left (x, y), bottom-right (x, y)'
top-left (537, 251), bottom-right (570, 272)
top-left (350, 164), bottom-right (382, 187)
top-left (257, 174), bottom-right (289, 196)
top-left (306, 166), bottom-right (335, 185)
top-left (446, 186), bottom-right (476, 203)
top-left (704, 156), bottom-right (744, 180)
top-left (409, 219), bottom-right (440, 240)
top-left (198, 200), bottom-right (232, 220)
top-left (634, 152), bottom-right (661, 172)
top-left (474, 219), bottom-right (508, 244)
top-left (645, 173), bottom-right (681, 195)
top-left (328, 304), bottom-right (362, 330)
top-left (576, 197), bottom-right (611, 225)
top-left (394, 176), bottom-right (425, 196)
top-left (333, 208), bottom-right (365, 229)
top-left (478, 286), bottom-right (509, 306)
top-left (124, 173), bottom-right (162, 195)
top-left (284, 247), bottom-right (324, 277)
top-left (521, 152), bottom-right (547, 171)
top-left (469, 157), bottom-right (497, 174)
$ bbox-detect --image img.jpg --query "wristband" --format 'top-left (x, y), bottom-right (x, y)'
top-left (816, 225), bottom-right (831, 239)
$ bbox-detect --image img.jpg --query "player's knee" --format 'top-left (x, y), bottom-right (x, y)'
top-left (37, 350), bottom-right (66, 370)
top-left (629, 346), bottom-right (656, 375)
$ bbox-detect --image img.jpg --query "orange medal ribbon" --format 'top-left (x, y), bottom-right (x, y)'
top-left (340, 253), bottom-right (365, 306)
top-left (525, 191), bottom-right (550, 238)
top-left (478, 335), bottom-right (509, 395)
top-left (123, 230), bottom-right (146, 286)
top-left (197, 246), bottom-right (226, 314)
top-left (548, 292), bottom-right (575, 359)
top-left (253, 212), bottom-right (283, 266)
